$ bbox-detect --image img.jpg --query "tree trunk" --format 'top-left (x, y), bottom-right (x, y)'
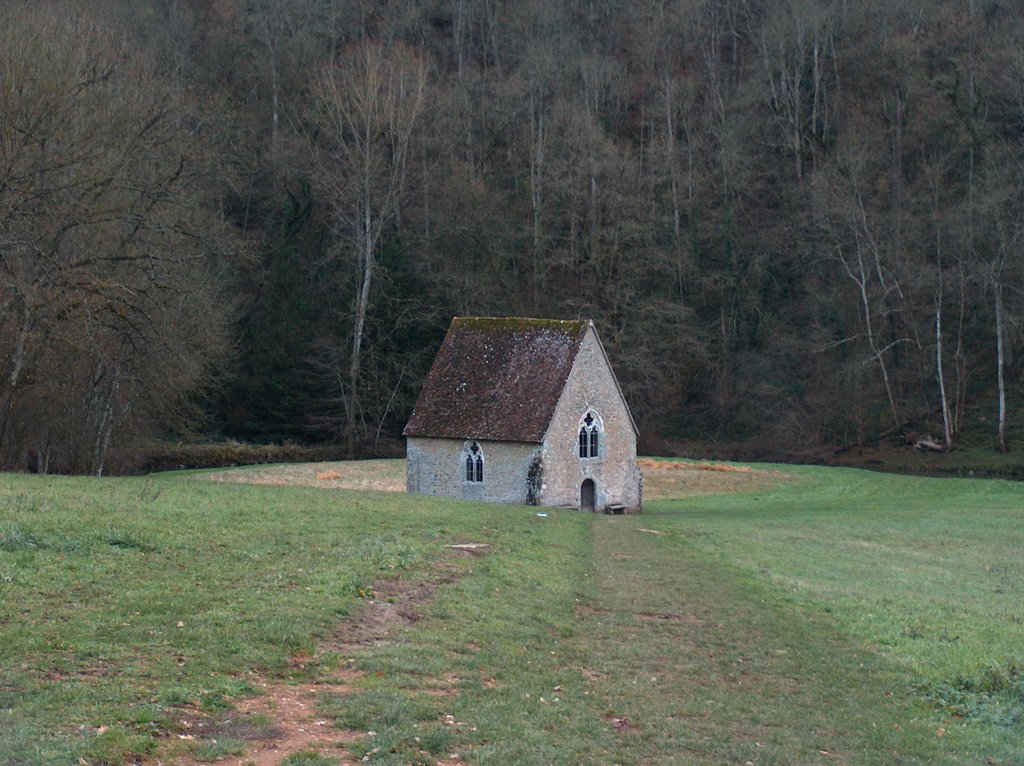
top-left (0, 301), bottom-right (31, 449)
top-left (664, 74), bottom-right (686, 302)
top-left (346, 198), bottom-right (374, 458)
top-left (932, 187), bottom-right (952, 450)
top-left (588, 159), bottom-right (599, 264)
top-left (995, 281), bottom-right (1008, 452)
top-left (853, 246), bottom-right (900, 432)
top-left (935, 298), bottom-right (953, 450)
top-left (529, 94), bottom-right (545, 310)
top-left (452, 0), bottom-right (465, 79)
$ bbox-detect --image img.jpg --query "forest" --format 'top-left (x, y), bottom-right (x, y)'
top-left (1, 0), bottom-right (1023, 474)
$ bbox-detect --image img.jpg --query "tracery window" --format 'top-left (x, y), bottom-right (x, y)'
top-left (579, 411), bottom-right (601, 459)
top-left (463, 441), bottom-right (484, 482)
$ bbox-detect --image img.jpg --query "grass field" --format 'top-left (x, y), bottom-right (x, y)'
top-left (1, 460), bottom-right (1022, 765)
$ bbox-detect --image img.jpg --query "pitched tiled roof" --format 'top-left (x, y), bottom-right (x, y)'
top-left (403, 317), bottom-right (589, 442)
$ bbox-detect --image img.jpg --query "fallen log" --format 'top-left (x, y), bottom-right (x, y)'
top-left (913, 436), bottom-right (946, 452)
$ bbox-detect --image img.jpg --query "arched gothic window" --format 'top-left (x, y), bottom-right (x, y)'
top-left (578, 411), bottom-right (601, 458)
top-left (463, 441), bottom-right (484, 482)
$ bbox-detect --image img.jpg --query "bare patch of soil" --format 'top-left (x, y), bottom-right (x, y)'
top-left (182, 681), bottom-right (363, 766)
top-left (604, 712), bottom-right (641, 735)
top-left (575, 605), bottom-right (613, 617)
top-left (322, 564), bottom-right (462, 654)
top-left (635, 612), bottom-right (704, 625)
top-left (579, 667), bottom-right (608, 682)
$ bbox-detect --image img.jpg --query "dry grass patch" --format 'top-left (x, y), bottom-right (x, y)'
top-left (203, 457), bottom-right (790, 503)
top-left (638, 458), bottom-right (792, 500)
top-left (205, 459), bottom-right (405, 493)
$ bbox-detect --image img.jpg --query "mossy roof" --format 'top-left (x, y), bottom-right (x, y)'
top-left (403, 316), bottom-right (590, 442)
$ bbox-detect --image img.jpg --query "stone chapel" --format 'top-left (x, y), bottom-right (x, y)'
top-left (403, 317), bottom-right (642, 512)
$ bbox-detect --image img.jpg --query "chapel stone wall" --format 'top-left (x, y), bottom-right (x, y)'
top-left (539, 327), bottom-right (642, 512)
top-left (406, 436), bottom-right (541, 505)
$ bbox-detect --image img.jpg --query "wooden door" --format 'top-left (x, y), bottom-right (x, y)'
top-left (581, 479), bottom-right (596, 512)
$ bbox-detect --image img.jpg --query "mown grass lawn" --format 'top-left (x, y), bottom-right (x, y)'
top-left (0, 462), bottom-right (1022, 765)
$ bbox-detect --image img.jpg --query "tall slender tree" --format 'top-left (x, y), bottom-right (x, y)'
top-left (312, 40), bottom-right (426, 456)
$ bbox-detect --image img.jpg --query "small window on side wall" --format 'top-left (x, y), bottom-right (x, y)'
top-left (579, 411), bottom-right (601, 459)
top-left (463, 441), bottom-right (484, 482)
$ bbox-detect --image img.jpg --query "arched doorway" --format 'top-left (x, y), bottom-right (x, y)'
top-left (580, 479), bottom-right (596, 512)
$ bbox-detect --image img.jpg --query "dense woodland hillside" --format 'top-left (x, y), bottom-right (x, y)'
top-left (2, 0), bottom-right (1024, 473)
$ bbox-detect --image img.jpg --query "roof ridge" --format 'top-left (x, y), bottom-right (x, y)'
top-left (452, 316), bottom-right (590, 331)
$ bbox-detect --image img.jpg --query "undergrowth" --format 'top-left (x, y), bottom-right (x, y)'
top-left (928, 659), bottom-right (1024, 727)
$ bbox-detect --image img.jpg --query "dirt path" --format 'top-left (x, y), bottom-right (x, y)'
top-left (199, 677), bottom-right (365, 766)
top-left (568, 516), bottom-right (954, 765)
top-left (170, 554), bottom-right (478, 766)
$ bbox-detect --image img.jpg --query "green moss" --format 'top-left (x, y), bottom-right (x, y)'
top-left (453, 316), bottom-right (587, 334)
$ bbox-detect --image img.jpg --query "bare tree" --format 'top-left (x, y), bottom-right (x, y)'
top-left (993, 256), bottom-right (1009, 453)
top-left (924, 157), bottom-right (954, 450)
top-left (759, 0), bottom-right (838, 184)
top-left (816, 158), bottom-right (908, 435)
top-left (312, 40), bottom-right (426, 456)
top-left (0, 4), bottom-right (233, 473)
top-left (986, 172), bottom-right (1023, 454)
